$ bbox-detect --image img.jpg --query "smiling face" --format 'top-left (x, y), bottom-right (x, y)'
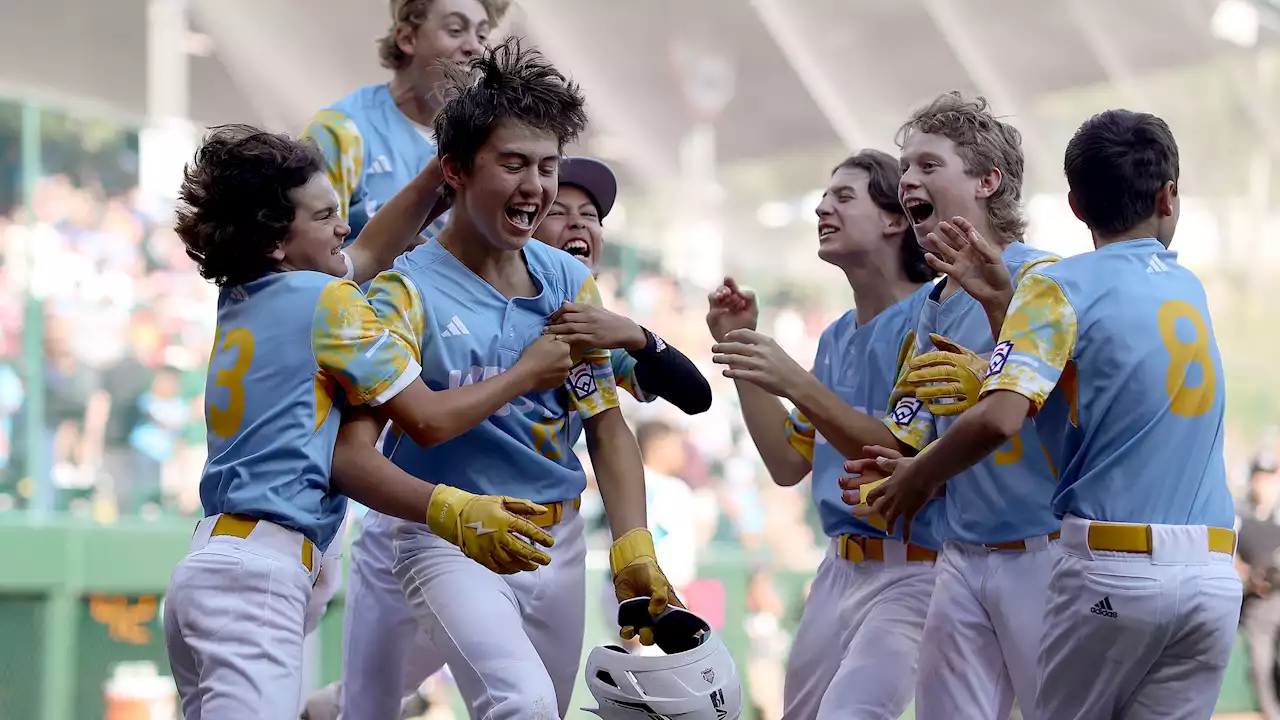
top-left (272, 172), bottom-right (351, 276)
top-left (534, 184), bottom-right (603, 274)
top-left (814, 166), bottom-right (906, 267)
top-left (397, 0), bottom-right (491, 96)
top-left (443, 118), bottom-right (560, 252)
top-left (897, 130), bottom-right (998, 243)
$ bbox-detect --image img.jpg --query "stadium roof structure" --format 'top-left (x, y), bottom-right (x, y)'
top-left (2, 0), bottom-right (1278, 194)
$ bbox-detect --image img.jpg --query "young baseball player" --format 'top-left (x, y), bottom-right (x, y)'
top-left (303, 0), bottom-right (510, 245)
top-left (317, 155), bottom-right (711, 720)
top-left (708, 149), bottom-right (944, 720)
top-left (299, 2), bottom-right (513, 714)
top-left (836, 92), bottom-right (1063, 720)
top-left (163, 124), bottom-right (576, 720)
top-left (328, 40), bottom-right (681, 720)
top-left (855, 109), bottom-right (1240, 720)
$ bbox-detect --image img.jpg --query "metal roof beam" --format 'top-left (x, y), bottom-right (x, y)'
top-left (1065, 0), bottom-right (1154, 110)
top-left (920, 0), bottom-right (1056, 177)
top-left (746, 0), bottom-right (871, 151)
top-left (517, 0), bottom-right (675, 189)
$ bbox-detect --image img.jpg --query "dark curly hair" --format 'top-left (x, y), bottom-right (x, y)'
top-left (897, 91), bottom-right (1027, 243)
top-left (832, 149), bottom-right (936, 284)
top-left (433, 37), bottom-right (587, 199)
top-left (175, 125), bottom-right (325, 287)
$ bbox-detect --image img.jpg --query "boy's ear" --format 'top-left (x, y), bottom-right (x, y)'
top-left (975, 167), bottom-right (1002, 200)
top-left (441, 154), bottom-right (466, 195)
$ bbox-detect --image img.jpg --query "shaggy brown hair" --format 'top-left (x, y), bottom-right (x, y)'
top-left (175, 125), bottom-right (325, 287)
top-left (378, 0), bottom-right (512, 71)
top-left (897, 91), bottom-right (1027, 242)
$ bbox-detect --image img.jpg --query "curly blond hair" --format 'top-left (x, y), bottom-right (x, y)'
top-left (896, 91), bottom-right (1027, 242)
top-left (378, 0), bottom-right (513, 71)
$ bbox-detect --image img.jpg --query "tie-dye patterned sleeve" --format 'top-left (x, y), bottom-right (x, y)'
top-left (566, 273), bottom-right (620, 419)
top-left (364, 270), bottom-right (427, 364)
top-left (785, 407), bottom-right (816, 463)
top-left (610, 349), bottom-right (656, 403)
top-left (311, 280), bottom-right (421, 407)
top-left (302, 110), bottom-right (364, 221)
top-left (980, 272), bottom-right (1078, 412)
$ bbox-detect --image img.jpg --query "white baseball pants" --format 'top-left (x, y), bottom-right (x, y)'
top-left (165, 515), bottom-right (321, 720)
top-left (1035, 515), bottom-right (1241, 720)
top-left (914, 535), bottom-right (1060, 720)
top-left (339, 510), bottom-right (444, 720)
top-left (782, 538), bottom-right (937, 720)
top-left (392, 505), bottom-right (587, 720)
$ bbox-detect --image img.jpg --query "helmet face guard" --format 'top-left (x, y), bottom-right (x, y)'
top-left (583, 600), bottom-right (743, 720)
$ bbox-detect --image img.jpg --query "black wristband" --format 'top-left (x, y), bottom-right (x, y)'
top-left (629, 326), bottom-right (667, 358)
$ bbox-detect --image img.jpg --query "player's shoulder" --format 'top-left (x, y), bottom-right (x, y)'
top-left (306, 85), bottom-right (390, 136)
top-left (526, 240), bottom-right (591, 293)
top-left (220, 271), bottom-right (352, 321)
top-left (892, 282), bottom-right (935, 326)
top-left (525, 238), bottom-right (581, 273)
top-left (323, 84), bottom-right (389, 117)
top-left (1004, 241), bottom-right (1061, 276)
top-left (818, 309), bottom-right (857, 347)
top-left (245, 269), bottom-right (348, 295)
top-left (369, 254), bottom-right (424, 294)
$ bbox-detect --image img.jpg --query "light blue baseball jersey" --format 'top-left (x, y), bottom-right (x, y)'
top-left (368, 239), bottom-right (620, 502)
top-left (981, 238), bottom-right (1234, 528)
top-left (786, 285), bottom-right (949, 549)
top-left (201, 272), bottom-right (420, 551)
top-left (884, 242), bottom-right (1063, 545)
top-left (303, 84), bottom-right (448, 245)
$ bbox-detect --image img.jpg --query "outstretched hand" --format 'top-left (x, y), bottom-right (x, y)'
top-left (922, 217), bottom-right (1011, 311)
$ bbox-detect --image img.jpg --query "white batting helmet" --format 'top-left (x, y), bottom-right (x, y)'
top-left (583, 601), bottom-right (742, 720)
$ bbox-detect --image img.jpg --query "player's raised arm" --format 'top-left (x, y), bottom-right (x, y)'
top-left (626, 331), bottom-right (712, 414)
top-left (706, 278), bottom-right (812, 486)
top-left (342, 158), bottom-right (449, 285)
top-left (709, 278), bottom-right (908, 480)
top-left (302, 110), bottom-right (363, 224)
top-left (923, 216), bottom-right (1060, 342)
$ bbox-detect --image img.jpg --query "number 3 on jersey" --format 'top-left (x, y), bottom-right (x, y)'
top-left (208, 327), bottom-right (256, 438)
top-left (1158, 300), bottom-right (1216, 417)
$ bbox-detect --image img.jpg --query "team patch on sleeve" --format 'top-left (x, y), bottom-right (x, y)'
top-left (567, 361), bottom-right (597, 401)
top-left (891, 396), bottom-right (923, 426)
top-left (987, 340), bottom-right (1013, 377)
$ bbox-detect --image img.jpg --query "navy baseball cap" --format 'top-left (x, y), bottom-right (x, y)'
top-left (559, 156), bottom-right (617, 220)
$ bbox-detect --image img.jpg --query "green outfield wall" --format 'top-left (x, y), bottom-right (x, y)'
top-left (0, 517), bottom-right (1260, 720)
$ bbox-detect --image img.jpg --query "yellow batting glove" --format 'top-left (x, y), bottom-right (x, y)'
top-left (905, 333), bottom-right (988, 417)
top-left (610, 528), bottom-right (684, 646)
top-left (426, 485), bottom-right (555, 575)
